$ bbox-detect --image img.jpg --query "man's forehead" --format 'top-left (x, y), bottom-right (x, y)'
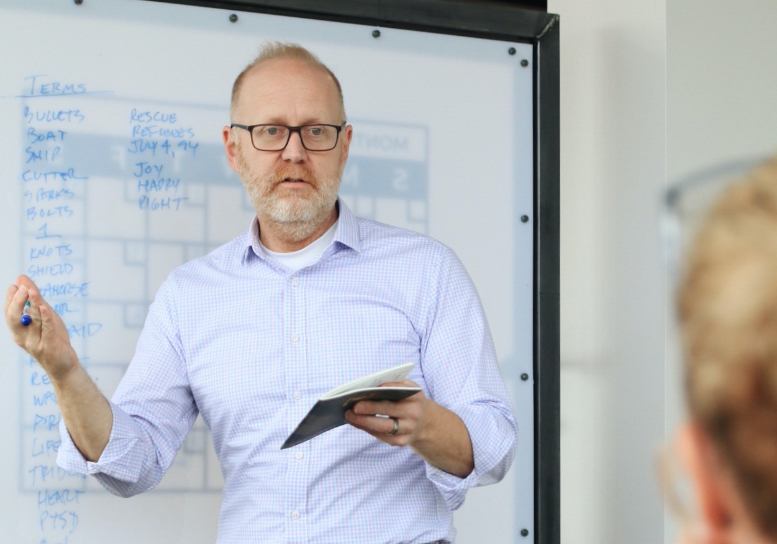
top-left (249, 57), bottom-right (327, 80)
top-left (236, 58), bottom-right (341, 121)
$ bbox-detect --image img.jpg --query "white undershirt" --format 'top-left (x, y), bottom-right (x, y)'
top-left (259, 219), bottom-right (339, 272)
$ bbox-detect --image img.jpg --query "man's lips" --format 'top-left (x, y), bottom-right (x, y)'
top-left (275, 178), bottom-right (314, 192)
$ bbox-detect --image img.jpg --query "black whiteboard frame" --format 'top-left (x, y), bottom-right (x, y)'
top-left (145, 1), bottom-right (560, 542)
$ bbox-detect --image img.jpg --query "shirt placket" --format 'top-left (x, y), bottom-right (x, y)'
top-left (284, 272), bottom-right (310, 543)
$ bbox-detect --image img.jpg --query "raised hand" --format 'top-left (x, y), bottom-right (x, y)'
top-left (5, 274), bottom-right (112, 461)
top-left (4, 274), bottom-right (79, 381)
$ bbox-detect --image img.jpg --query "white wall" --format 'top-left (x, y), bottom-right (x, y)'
top-left (547, 1), bottom-right (668, 543)
top-left (668, 0), bottom-right (777, 182)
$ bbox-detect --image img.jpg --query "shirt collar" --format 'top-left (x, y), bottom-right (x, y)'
top-left (332, 198), bottom-right (361, 253)
top-left (241, 197), bottom-right (361, 265)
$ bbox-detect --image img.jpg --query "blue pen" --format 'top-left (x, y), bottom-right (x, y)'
top-left (21, 301), bottom-right (32, 327)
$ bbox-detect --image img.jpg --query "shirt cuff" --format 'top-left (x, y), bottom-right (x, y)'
top-left (425, 460), bottom-right (474, 511)
top-left (424, 403), bottom-right (517, 510)
top-left (56, 399), bottom-right (152, 483)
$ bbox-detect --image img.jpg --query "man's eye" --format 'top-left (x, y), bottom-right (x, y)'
top-left (256, 126), bottom-right (287, 139)
top-left (305, 126), bottom-right (330, 138)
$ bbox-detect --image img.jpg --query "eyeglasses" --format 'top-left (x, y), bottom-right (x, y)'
top-left (230, 123), bottom-right (346, 151)
top-left (663, 155), bottom-right (767, 287)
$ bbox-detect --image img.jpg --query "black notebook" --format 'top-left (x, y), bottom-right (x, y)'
top-left (281, 362), bottom-right (420, 449)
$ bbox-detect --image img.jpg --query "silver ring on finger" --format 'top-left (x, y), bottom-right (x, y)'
top-left (386, 416), bottom-right (400, 436)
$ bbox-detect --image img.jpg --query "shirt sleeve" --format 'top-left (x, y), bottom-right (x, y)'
top-left (56, 277), bottom-right (198, 497)
top-left (419, 247), bottom-right (518, 511)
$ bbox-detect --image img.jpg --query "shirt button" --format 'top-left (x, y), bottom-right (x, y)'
top-left (291, 277), bottom-right (300, 286)
top-left (292, 391), bottom-right (301, 400)
top-left (290, 333), bottom-right (299, 342)
top-left (294, 451), bottom-right (304, 460)
top-left (291, 510), bottom-right (300, 520)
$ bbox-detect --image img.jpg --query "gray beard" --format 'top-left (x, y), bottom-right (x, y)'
top-left (254, 184), bottom-right (338, 242)
top-left (236, 153), bottom-right (341, 243)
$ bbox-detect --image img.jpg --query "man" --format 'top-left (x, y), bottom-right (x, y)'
top-left (5, 43), bottom-right (516, 543)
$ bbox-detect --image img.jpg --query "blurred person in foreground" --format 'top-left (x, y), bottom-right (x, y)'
top-left (672, 156), bottom-right (777, 544)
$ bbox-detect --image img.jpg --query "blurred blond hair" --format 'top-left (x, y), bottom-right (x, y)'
top-left (679, 155), bottom-right (777, 538)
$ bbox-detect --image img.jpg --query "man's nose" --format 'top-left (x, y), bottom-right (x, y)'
top-left (281, 131), bottom-right (307, 162)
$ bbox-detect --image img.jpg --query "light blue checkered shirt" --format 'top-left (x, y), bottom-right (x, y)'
top-left (58, 199), bottom-right (517, 544)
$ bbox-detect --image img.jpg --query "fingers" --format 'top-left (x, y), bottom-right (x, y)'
top-left (4, 284), bottom-right (19, 315)
top-left (5, 284), bottom-right (20, 321)
top-left (17, 275), bottom-right (43, 306)
top-left (17, 277), bottom-right (51, 326)
top-left (5, 274), bottom-right (80, 381)
top-left (380, 379), bottom-right (419, 388)
top-left (345, 404), bottom-right (414, 444)
top-left (386, 416), bottom-right (400, 435)
top-left (345, 411), bottom-right (406, 438)
top-left (5, 275), bottom-right (50, 337)
top-left (353, 397), bottom-right (419, 417)
top-left (346, 388), bottom-right (427, 446)
top-left (5, 284), bottom-right (30, 330)
top-left (351, 414), bottom-right (401, 434)
top-left (5, 275), bottom-right (42, 328)
top-left (27, 289), bottom-right (46, 321)
top-left (16, 274), bottom-right (37, 291)
top-left (39, 305), bottom-right (55, 338)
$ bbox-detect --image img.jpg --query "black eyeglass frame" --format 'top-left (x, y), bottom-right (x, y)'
top-left (230, 122), bottom-right (347, 151)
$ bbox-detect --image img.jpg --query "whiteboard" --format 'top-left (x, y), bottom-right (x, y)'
top-left (0, 1), bottom-right (535, 542)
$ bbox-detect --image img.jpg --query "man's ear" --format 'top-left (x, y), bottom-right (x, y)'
top-left (677, 422), bottom-right (733, 537)
top-left (339, 124), bottom-right (353, 168)
top-left (223, 125), bottom-right (240, 173)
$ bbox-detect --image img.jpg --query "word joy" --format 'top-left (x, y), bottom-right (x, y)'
top-left (133, 161), bottom-right (164, 177)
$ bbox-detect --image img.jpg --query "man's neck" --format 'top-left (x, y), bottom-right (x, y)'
top-left (258, 206), bottom-right (338, 253)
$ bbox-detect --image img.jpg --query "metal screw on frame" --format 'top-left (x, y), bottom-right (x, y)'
top-left (74, 0), bottom-right (83, 4)
top-left (508, 47), bottom-right (516, 55)
top-left (521, 373), bottom-right (529, 381)
top-left (521, 528), bottom-right (530, 537)
top-left (229, 13), bottom-right (238, 23)
top-left (521, 215), bottom-right (529, 223)
top-left (521, 59), bottom-right (529, 67)
top-left (372, 29), bottom-right (381, 38)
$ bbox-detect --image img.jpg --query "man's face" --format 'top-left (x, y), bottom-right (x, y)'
top-left (224, 58), bottom-right (352, 231)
